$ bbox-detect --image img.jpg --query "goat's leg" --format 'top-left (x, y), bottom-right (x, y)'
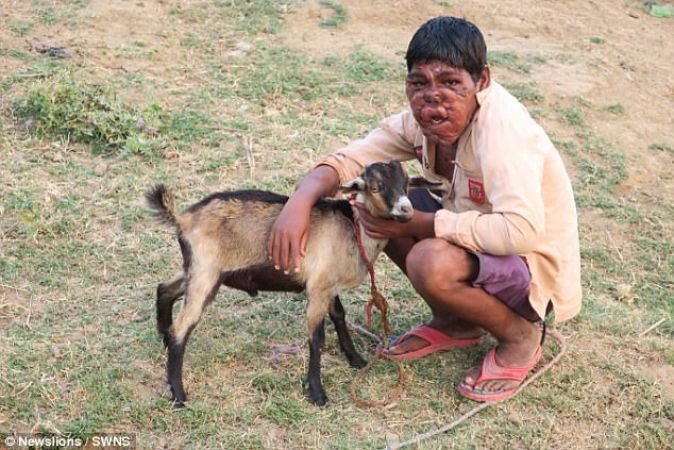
top-left (166, 268), bottom-right (220, 407)
top-left (329, 296), bottom-right (367, 369)
top-left (306, 291), bottom-right (332, 406)
top-left (156, 274), bottom-right (185, 348)
top-left (307, 319), bottom-right (327, 406)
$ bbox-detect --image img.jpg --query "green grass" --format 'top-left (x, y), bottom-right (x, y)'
top-left (603, 102), bottom-right (625, 114)
top-left (8, 20), bottom-right (34, 37)
top-left (319, 0), bottom-right (348, 28)
top-left (648, 142), bottom-right (673, 154)
top-left (0, 1), bottom-right (673, 449)
top-left (12, 69), bottom-right (168, 157)
top-left (488, 51), bottom-right (532, 74)
top-left (502, 82), bottom-right (544, 103)
top-left (557, 105), bottom-right (585, 126)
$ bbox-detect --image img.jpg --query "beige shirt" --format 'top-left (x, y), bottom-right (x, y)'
top-left (317, 81), bottom-right (582, 322)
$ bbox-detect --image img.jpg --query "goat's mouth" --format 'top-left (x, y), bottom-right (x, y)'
top-left (390, 214), bottom-right (413, 223)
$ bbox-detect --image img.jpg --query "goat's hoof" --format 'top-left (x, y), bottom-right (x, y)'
top-left (309, 391), bottom-right (329, 406)
top-left (169, 387), bottom-right (187, 408)
top-left (350, 355), bottom-right (368, 369)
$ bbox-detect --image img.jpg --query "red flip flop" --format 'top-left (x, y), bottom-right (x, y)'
top-left (383, 325), bottom-right (483, 361)
top-left (456, 345), bottom-right (542, 402)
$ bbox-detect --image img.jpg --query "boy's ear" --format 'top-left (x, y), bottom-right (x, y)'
top-left (338, 176), bottom-right (366, 194)
top-left (408, 176), bottom-right (444, 191)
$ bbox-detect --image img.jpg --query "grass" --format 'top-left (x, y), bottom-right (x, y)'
top-left (0, 1), bottom-right (673, 449)
top-left (13, 69), bottom-right (168, 157)
top-left (319, 0), bottom-right (349, 28)
top-left (9, 21), bottom-right (34, 37)
top-left (648, 142), bottom-right (673, 154)
top-left (501, 82), bottom-right (544, 103)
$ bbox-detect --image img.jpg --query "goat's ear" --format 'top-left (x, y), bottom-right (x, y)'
top-left (338, 176), bottom-right (366, 194)
top-left (408, 176), bottom-right (444, 191)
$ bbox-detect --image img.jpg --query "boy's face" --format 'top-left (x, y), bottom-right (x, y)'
top-left (406, 60), bottom-right (489, 145)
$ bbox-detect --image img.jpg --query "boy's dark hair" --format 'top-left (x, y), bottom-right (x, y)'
top-left (405, 16), bottom-right (487, 83)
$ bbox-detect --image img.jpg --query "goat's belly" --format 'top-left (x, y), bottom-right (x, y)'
top-left (221, 264), bottom-right (304, 296)
top-left (337, 266), bottom-right (369, 290)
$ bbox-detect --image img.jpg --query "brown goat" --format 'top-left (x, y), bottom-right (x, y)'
top-left (146, 160), bottom-right (431, 406)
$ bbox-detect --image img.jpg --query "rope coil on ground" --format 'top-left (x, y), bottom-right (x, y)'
top-left (346, 320), bottom-right (567, 449)
top-left (348, 321), bottom-right (405, 407)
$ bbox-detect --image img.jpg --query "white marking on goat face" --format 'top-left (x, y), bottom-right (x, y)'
top-left (390, 195), bottom-right (413, 221)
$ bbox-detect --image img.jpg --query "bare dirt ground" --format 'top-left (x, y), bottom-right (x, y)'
top-left (1, 0), bottom-right (673, 449)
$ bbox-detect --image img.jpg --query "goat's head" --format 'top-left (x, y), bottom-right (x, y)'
top-left (339, 160), bottom-right (440, 223)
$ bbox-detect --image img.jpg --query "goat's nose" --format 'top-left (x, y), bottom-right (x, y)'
top-left (391, 197), bottom-right (414, 222)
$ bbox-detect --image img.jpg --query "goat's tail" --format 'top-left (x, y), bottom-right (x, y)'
top-left (145, 184), bottom-right (177, 227)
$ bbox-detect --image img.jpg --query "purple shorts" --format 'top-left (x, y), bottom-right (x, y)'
top-left (409, 189), bottom-right (542, 322)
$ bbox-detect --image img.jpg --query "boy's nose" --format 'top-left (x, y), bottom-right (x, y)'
top-left (423, 88), bottom-right (441, 103)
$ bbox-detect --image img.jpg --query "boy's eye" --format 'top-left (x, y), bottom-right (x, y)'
top-left (444, 79), bottom-right (459, 87)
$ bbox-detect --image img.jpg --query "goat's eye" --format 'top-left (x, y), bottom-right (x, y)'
top-left (370, 185), bottom-right (380, 193)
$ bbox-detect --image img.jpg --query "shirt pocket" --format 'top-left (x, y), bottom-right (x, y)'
top-left (453, 163), bottom-right (492, 213)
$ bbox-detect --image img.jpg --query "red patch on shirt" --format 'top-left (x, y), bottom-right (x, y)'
top-left (468, 179), bottom-right (486, 204)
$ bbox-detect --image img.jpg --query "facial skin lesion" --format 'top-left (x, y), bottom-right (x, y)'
top-left (406, 60), bottom-right (489, 146)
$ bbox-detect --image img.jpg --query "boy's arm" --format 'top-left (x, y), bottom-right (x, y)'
top-left (269, 110), bottom-right (419, 273)
top-left (316, 109), bottom-right (419, 184)
top-left (268, 165), bottom-right (339, 274)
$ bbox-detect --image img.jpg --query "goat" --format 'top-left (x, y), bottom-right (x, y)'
top-left (146, 160), bottom-right (432, 406)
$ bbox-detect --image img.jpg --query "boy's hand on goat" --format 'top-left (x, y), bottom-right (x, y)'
top-left (268, 197), bottom-right (312, 274)
top-left (352, 201), bottom-right (436, 240)
top-left (268, 166), bottom-right (341, 274)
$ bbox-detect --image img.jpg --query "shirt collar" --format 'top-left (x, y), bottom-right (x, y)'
top-left (475, 81), bottom-right (492, 106)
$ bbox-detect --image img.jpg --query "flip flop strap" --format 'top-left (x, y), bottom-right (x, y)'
top-left (473, 347), bottom-right (542, 385)
top-left (394, 325), bottom-right (454, 346)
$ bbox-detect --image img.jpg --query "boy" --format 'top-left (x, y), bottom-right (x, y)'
top-left (268, 16), bottom-right (581, 402)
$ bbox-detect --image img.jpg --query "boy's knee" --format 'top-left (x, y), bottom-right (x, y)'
top-left (406, 239), bottom-right (476, 292)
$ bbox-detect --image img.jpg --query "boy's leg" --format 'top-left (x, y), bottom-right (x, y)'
top-left (384, 189), bottom-right (484, 354)
top-left (384, 237), bottom-right (486, 347)
top-left (404, 238), bottom-right (541, 393)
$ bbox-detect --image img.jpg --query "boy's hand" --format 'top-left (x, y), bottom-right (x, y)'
top-left (352, 201), bottom-right (435, 240)
top-left (268, 199), bottom-right (311, 274)
top-left (268, 165), bottom-right (340, 274)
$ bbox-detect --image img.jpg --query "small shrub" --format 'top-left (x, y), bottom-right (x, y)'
top-left (487, 51), bottom-right (531, 74)
top-left (648, 143), bottom-right (673, 153)
top-left (503, 82), bottom-right (544, 103)
top-left (604, 103), bottom-right (625, 114)
top-left (13, 70), bottom-right (167, 157)
top-left (319, 0), bottom-right (348, 28)
top-left (557, 106), bottom-right (585, 126)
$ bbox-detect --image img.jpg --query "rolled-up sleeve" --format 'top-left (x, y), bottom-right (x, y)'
top-left (316, 110), bottom-right (418, 184)
top-left (435, 114), bottom-right (547, 255)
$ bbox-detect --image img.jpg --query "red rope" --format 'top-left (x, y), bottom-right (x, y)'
top-left (350, 211), bottom-right (402, 407)
top-left (352, 215), bottom-right (391, 336)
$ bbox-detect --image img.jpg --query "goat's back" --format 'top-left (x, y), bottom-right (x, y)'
top-left (174, 190), bottom-right (363, 287)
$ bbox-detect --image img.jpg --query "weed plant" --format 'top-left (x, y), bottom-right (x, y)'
top-left (13, 70), bottom-right (168, 157)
